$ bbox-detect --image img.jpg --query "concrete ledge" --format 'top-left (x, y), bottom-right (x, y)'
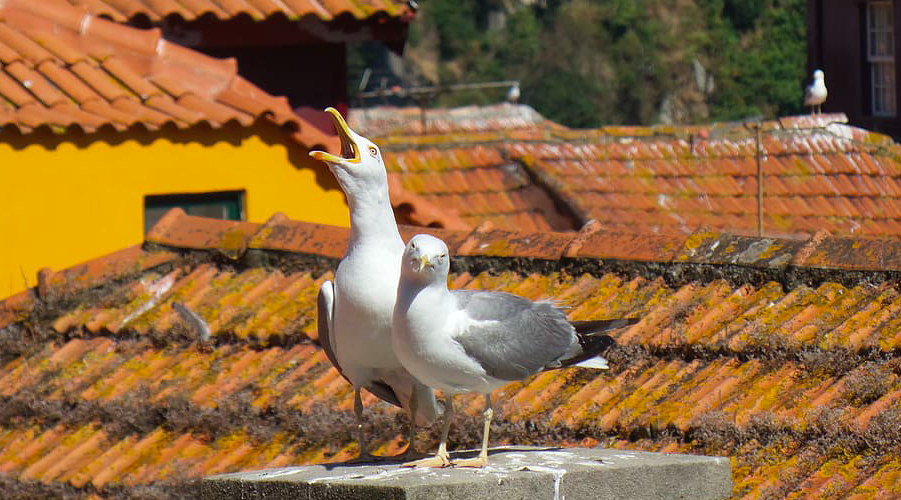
top-left (201, 447), bottom-right (732, 500)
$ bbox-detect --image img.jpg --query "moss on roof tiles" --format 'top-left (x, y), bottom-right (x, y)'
top-left (6, 213), bottom-right (901, 497)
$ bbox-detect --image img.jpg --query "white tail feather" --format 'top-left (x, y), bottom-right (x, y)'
top-left (574, 356), bottom-right (609, 370)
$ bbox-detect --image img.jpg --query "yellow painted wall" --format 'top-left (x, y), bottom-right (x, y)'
top-left (0, 123), bottom-right (349, 299)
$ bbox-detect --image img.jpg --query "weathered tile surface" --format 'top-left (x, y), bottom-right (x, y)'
top-left (1, 209), bottom-right (900, 498)
top-left (354, 107), bottom-right (901, 240)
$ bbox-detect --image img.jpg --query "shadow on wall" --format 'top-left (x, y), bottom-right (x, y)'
top-left (0, 120), bottom-right (341, 195)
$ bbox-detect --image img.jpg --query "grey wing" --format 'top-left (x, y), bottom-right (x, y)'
top-left (317, 281), bottom-right (402, 408)
top-left (317, 281), bottom-right (344, 380)
top-left (451, 290), bottom-right (574, 381)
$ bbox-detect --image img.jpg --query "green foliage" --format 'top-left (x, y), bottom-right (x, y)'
top-left (392, 0), bottom-right (808, 127)
top-left (710, 0), bottom-right (808, 120)
top-left (723, 0), bottom-right (767, 31)
top-left (426, 0), bottom-right (481, 58)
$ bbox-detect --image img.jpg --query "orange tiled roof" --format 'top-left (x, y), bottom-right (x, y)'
top-left (350, 106), bottom-right (579, 231)
top-left (522, 113), bottom-right (901, 239)
top-left (65, 0), bottom-right (413, 22)
top-left (2, 209), bottom-right (901, 497)
top-left (355, 106), bottom-right (901, 239)
top-left (0, 0), bottom-right (334, 149)
top-left (382, 141), bottom-right (578, 231)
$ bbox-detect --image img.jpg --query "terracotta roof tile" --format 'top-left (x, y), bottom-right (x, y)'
top-left (246, 213), bottom-right (347, 259)
top-left (0, 0), bottom-right (336, 150)
top-left (37, 60), bottom-right (100, 104)
top-left (379, 143), bottom-right (579, 231)
top-left (5, 61), bottom-right (70, 106)
top-left (0, 24), bottom-right (55, 64)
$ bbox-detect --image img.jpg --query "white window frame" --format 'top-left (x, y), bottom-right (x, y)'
top-left (867, 1), bottom-right (896, 116)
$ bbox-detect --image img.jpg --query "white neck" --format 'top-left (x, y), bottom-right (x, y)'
top-left (346, 182), bottom-right (402, 246)
top-left (396, 278), bottom-right (452, 331)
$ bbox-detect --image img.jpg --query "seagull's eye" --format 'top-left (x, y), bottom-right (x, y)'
top-left (368, 146), bottom-right (378, 157)
top-left (440, 253), bottom-right (447, 259)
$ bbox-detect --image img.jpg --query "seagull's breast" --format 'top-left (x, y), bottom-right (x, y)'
top-left (332, 245), bottom-right (403, 374)
top-left (805, 80), bottom-right (828, 105)
top-left (393, 287), bottom-right (497, 394)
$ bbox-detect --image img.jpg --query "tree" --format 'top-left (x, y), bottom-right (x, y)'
top-left (352, 0), bottom-right (809, 127)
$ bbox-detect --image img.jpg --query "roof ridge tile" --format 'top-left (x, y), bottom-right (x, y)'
top-left (247, 212), bottom-right (347, 259)
top-left (158, 42), bottom-right (238, 84)
top-left (397, 224), bottom-right (471, 255)
top-left (6, 1), bottom-right (89, 32)
top-left (455, 221), bottom-right (575, 260)
top-left (570, 226), bottom-right (685, 262)
top-left (15, 206), bottom-right (901, 316)
top-left (793, 233), bottom-right (901, 271)
top-left (83, 20), bottom-right (162, 58)
top-left (146, 208), bottom-right (259, 259)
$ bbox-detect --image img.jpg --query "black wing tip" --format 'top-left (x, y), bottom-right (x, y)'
top-left (571, 317), bottom-right (639, 335)
top-left (561, 333), bottom-right (615, 368)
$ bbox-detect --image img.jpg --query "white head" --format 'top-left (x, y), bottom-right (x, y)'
top-left (401, 234), bottom-right (450, 286)
top-left (813, 69), bottom-right (824, 81)
top-left (309, 107), bottom-right (387, 195)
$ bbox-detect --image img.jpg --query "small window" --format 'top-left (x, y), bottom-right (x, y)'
top-left (144, 191), bottom-right (244, 233)
top-left (868, 2), bottom-right (896, 116)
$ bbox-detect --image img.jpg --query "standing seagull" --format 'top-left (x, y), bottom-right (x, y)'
top-left (393, 234), bottom-right (639, 468)
top-left (505, 82), bottom-right (520, 103)
top-left (309, 108), bottom-right (442, 461)
top-left (804, 69), bottom-right (827, 114)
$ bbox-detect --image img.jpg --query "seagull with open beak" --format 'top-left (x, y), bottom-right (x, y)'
top-left (309, 108), bottom-right (442, 461)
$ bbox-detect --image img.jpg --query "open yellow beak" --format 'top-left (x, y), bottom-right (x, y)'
top-left (418, 254), bottom-right (431, 271)
top-left (309, 107), bottom-right (360, 164)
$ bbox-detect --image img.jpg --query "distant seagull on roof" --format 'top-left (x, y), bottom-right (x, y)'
top-left (308, 108), bottom-right (442, 462)
top-left (804, 69), bottom-right (827, 114)
top-left (506, 82), bottom-right (520, 103)
top-left (392, 234), bottom-right (639, 468)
